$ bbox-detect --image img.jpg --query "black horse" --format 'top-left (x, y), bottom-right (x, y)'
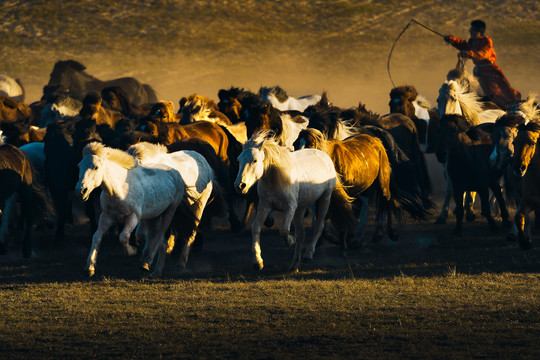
top-left (45, 60), bottom-right (158, 105)
top-left (0, 142), bottom-right (52, 257)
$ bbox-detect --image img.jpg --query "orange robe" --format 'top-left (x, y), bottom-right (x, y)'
top-left (448, 35), bottom-right (521, 108)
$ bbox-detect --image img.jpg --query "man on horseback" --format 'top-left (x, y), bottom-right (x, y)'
top-left (444, 20), bottom-right (521, 110)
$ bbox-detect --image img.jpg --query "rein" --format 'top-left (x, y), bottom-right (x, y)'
top-left (387, 19), bottom-right (445, 87)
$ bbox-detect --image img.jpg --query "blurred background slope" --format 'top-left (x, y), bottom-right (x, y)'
top-left (1, 0), bottom-right (538, 112)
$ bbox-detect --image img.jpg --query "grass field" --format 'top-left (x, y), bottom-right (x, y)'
top-left (1, 1), bottom-right (540, 358)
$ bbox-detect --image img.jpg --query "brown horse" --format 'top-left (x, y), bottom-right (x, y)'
top-left (179, 94), bottom-right (232, 126)
top-left (0, 141), bottom-right (53, 258)
top-left (437, 114), bottom-right (510, 235)
top-left (79, 93), bottom-right (123, 129)
top-left (295, 128), bottom-right (428, 247)
top-left (0, 94), bottom-right (33, 127)
top-left (217, 86), bottom-right (257, 124)
top-left (512, 121), bottom-right (540, 249)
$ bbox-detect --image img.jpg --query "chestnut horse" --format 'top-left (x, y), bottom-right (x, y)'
top-left (511, 121), bottom-right (540, 249)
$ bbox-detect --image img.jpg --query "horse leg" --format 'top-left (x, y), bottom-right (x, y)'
top-left (351, 196), bottom-right (369, 246)
top-left (464, 191), bottom-right (477, 222)
top-left (86, 213), bottom-right (116, 276)
top-left (478, 188), bottom-right (497, 232)
top-left (118, 213), bottom-right (139, 256)
top-left (289, 209), bottom-right (306, 271)
top-left (178, 190), bottom-right (211, 269)
top-left (490, 181), bottom-right (510, 227)
top-left (372, 204), bottom-right (386, 243)
top-left (251, 205), bottom-right (272, 271)
top-left (279, 205), bottom-right (296, 248)
top-left (452, 187), bottom-right (464, 236)
top-left (304, 191), bottom-right (333, 262)
top-left (435, 170), bottom-right (452, 224)
top-left (19, 188), bottom-right (34, 258)
top-left (0, 194), bottom-right (17, 255)
top-left (515, 202), bottom-right (534, 250)
top-left (386, 202), bottom-right (399, 242)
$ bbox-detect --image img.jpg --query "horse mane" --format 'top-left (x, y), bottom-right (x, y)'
top-left (127, 141), bottom-right (168, 162)
top-left (515, 93), bottom-right (540, 123)
top-left (441, 80), bottom-right (483, 125)
top-left (150, 101), bottom-right (177, 122)
top-left (83, 141), bottom-right (135, 169)
top-left (518, 121), bottom-right (540, 133)
top-left (495, 112), bottom-right (526, 128)
top-left (258, 86), bottom-right (289, 103)
top-left (441, 114), bottom-right (472, 133)
top-left (415, 94), bottom-right (432, 109)
top-left (182, 94), bottom-right (216, 117)
top-left (245, 130), bottom-right (291, 187)
top-left (390, 85), bottom-right (418, 101)
top-left (299, 128), bottom-right (329, 152)
top-left (55, 60), bottom-right (87, 72)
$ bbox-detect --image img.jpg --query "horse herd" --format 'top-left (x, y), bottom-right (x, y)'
top-left (0, 59), bottom-right (539, 276)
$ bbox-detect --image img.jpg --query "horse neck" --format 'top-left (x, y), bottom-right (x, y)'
top-left (260, 146), bottom-right (292, 187)
top-left (100, 159), bottom-right (131, 198)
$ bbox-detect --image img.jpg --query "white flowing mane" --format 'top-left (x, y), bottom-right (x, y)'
top-left (127, 142), bottom-right (168, 162)
top-left (279, 113), bottom-right (309, 150)
top-left (245, 130), bottom-right (292, 186)
top-left (515, 93), bottom-right (540, 124)
top-left (83, 142), bottom-right (135, 169)
top-left (333, 119), bottom-right (359, 140)
top-left (439, 80), bottom-right (483, 125)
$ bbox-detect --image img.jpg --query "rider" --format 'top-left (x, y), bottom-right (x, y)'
top-left (444, 19), bottom-right (521, 109)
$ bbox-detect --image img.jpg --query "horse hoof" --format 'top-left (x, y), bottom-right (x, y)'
top-left (253, 262), bottom-right (264, 271)
top-left (466, 213), bottom-right (476, 222)
top-left (87, 269), bottom-right (95, 278)
top-left (519, 237), bottom-right (533, 250)
top-left (140, 263), bottom-right (151, 272)
top-left (434, 217), bottom-right (446, 225)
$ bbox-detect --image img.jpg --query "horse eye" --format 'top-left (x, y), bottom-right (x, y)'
top-left (252, 159), bottom-right (258, 163)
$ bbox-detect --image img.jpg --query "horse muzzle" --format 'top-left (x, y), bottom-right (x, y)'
top-left (235, 181), bottom-right (248, 194)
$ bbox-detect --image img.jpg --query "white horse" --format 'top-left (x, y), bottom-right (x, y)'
top-left (234, 130), bottom-right (352, 271)
top-left (127, 142), bottom-right (217, 276)
top-left (258, 86), bottom-right (321, 112)
top-left (75, 142), bottom-right (185, 277)
top-left (435, 79), bottom-right (506, 224)
top-left (0, 74), bottom-right (24, 102)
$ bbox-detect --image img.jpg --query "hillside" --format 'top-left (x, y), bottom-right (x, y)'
top-left (1, 0), bottom-right (538, 113)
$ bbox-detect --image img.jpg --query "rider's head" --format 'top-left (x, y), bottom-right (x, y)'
top-left (469, 20), bottom-right (486, 38)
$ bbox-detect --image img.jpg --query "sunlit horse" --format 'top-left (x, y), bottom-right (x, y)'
top-left (127, 142), bottom-right (219, 276)
top-left (76, 142), bottom-right (186, 276)
top-left (234, 130), bottom-right (354, 271)
top-left (258, 86), bottom-right (321, 112)
top-left (294, 128), bottom-right (428, 247)
top-left (434, 79), bottom-right (507, 224)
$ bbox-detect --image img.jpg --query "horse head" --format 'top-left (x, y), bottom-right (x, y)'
top-left (234, 135), bottom-right (266, 195)
top-left (389, 85), bottom-right (418, 119)
top-left (76, 142), bottom-right (106, 201)
top-left (512, 122), bottom-right (540, 177)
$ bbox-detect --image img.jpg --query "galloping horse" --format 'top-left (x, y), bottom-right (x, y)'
top-left (437, 114), bottom-right (509, 235)
top-left (234, 130), bottom-right (354, 271)
top-left (128, 142), bottom-right (220, 275)
top-left (258, 86), bottom-right (321, 112)
top-left (76, 142), bottom-right (187, 276)
top-left (0, 137), bottom-right (52, 258)
top-left (511, 121), bottom-right (540, 249)
top-left (294, 128), bottom-right (428, 246)
top-left (46, 60), bottom-right (158, 105)
top-left (434, 79), bottom-right (507, 224)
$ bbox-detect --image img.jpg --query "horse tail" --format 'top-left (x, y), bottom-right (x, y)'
top-left (143, 84), bottom-right (158, 103)
top-left (388, 168), bottom-right (430, 221)
top-left (168, 188), bottom-right (201, 252)
top-left (327, 176), bottom-right (357, 231)
top-left (356, 125), bottom-right (409, 166)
